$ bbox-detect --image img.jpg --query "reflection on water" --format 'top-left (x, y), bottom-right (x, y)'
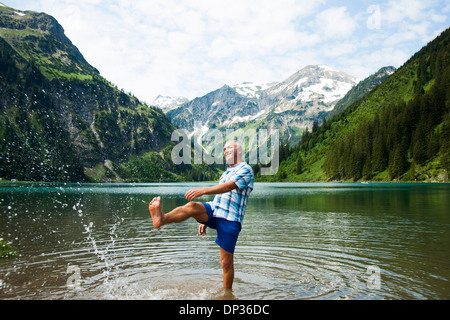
top-left (0, 182), bottom-right (449, 299)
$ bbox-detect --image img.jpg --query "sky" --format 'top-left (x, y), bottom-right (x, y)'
top-left (6, 0), bottom-right (450, 104)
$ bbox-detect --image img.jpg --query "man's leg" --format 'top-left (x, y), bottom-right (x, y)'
top-left (149, 196), bottom-right (209, 228)
top-left (220, 247), bottom-right (234, 289)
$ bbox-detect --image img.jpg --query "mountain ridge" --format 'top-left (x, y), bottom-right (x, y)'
top-left (0, 3), bottom-right (98, 79)
top-left (326, 66), bottom-right (396, 119)
top-left (0, 3), bottom-right (177, 182)
top-left (270, 28), bottom-right (450, 183)
top-left (2, 3), bottom-right (447, 183)
top-left (164, 64), bottom-right (360, 143)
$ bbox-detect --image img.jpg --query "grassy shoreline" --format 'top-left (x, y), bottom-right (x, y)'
top-left (1, 177), bottom-right (449, 184)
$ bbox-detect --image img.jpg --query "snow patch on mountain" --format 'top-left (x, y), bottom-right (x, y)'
top-left (231, 81), bottom-right (276, 98)
top-left (222, 109), bottom-right (268, 126)
top-left (152, 95), bottom-right (188, 111)
top-left (267, 65), bottom-right (359, 115)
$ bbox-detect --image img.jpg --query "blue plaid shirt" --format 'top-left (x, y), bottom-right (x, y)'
top-left (211, 162), bottom-right (254, 224)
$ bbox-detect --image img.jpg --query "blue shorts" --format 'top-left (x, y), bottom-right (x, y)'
top-left (199, 202), bottom-right (241, 254)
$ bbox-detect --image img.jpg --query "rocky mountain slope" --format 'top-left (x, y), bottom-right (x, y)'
top-left (152, 95), bottom-right (189, 113)
top-left (164, 65), bottom-right (360, 143)
top-left (0, 4), bottom-right (175, 182)
top-left (326, 66), bottom-right (396, 119)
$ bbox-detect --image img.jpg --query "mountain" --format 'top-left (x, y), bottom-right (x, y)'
top-left (271, 28), bottom-right (450, 183)
top-left (152, 95), bottom-right (189, 112)
top-left (252, 65), bottom-right (359, 143)
top-left (230, 81), bottom-right (275, 98)
top-left (0, 4), bottom-right (176, 182)
top-left (167, 84), bottom-right (259, 130)
top-left (326, 66), bottom-right (396, 119)
top-left (263, 65), bottom-right (358, 114)
top-left (166, 65), bottom-right (359, 143)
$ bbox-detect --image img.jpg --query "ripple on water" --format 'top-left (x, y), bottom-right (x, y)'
top-left (0, 225), bottom-right (443, 300)
top-left (0, 215), bottom-right (425, 300)
top-left (2, 183), bottom-right (449, 300)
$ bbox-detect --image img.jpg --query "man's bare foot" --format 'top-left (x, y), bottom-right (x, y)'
top-left (149, 196), bottom-right (164, 228)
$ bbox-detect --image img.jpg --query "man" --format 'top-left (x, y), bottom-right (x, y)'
top-left (148, 140), bottom-right (254, 290)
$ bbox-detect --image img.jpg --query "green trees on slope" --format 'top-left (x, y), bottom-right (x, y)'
top-left (323, 31), bottom-right (449, 181)
top-left (272, 28), bottom-right (449, 183)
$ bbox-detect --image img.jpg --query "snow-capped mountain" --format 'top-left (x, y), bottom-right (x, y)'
top-left (152, 95), bottom-right (189, 112)
top-left (231, 81), bottom-right (276, 98)
top-left (165, 65), bottom-right (360, 143)
top-left (166, 85), bottom-right (257, 131)
top-left (266, 65), bottom-right (358, 113)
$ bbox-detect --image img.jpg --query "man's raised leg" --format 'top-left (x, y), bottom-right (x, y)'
top-left (149, 196), bottom-right (209, 228)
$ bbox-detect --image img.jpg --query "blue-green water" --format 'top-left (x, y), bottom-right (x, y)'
top-left (0, 182), bottom-right (449, 299)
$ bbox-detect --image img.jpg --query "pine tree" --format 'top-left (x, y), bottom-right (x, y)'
top-left (296, 154), bottom-right (303, 174)
top-left (427, 130), bottom-right (440, 159)
top-left (411, 116), bottom-right (428, 165)
top-left (440, 115), bottom-right (450, 180)
top-left (362, 152), bottom-right (372, 180)
top-left (372, 132), bottom-right (387, 172)
top-left (312, 120), bottom-right (319, 133)
top-left (388, 140), bottom-right (408, 181)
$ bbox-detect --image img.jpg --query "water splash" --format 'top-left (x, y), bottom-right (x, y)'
top-left (73, 195), bottom-right (126, 295)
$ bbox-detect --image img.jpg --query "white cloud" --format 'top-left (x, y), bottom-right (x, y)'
top-left (382, 0), bottom-right (448, 41)
top-left (315, 6), bottom-right (358, 39)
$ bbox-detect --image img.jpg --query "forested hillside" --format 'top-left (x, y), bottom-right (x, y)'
top-left (1, 4), bottom-right (448, 184)
top-left (267, 28), bottom-right (450, 183)
top-left (0, 4), bottom-right (178, 182)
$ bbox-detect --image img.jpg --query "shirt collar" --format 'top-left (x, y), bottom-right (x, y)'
top-left (227, 161), bottom-right (246, 171)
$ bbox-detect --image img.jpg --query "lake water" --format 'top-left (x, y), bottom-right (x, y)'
top-left (0, 182), bottom-right (449, 300)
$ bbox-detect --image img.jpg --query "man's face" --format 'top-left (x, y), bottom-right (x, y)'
top-left (223, 141), bottom-right (237, 164)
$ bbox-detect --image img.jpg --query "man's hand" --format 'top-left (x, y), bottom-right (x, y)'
top-left (198, 224), bottom-right (207, 236)
top-left (185, 188), bottom-right (205, 201)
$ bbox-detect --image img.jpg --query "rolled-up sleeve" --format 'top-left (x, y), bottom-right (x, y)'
top-left (231, 166), bottom-right (254, 190)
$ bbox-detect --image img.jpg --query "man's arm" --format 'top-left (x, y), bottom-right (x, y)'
top-left (185, 180), bottom-right (237, 201)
